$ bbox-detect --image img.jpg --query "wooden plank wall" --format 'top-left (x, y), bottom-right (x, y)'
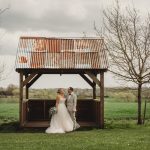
top-left (23, 99), bottom-right (101, 125)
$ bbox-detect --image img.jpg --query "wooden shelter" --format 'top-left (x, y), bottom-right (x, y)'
top-left (15, 37), bottom-right (108, 128)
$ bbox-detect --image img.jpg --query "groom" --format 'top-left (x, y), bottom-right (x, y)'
top-left (66, 87), bottom-right (80, 130)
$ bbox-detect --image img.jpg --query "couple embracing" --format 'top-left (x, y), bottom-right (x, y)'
top-left (45, 87), bottom-right (80, 133)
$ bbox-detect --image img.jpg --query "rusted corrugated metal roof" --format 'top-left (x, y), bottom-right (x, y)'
top-left (15, 37), bottom-right (108, 69)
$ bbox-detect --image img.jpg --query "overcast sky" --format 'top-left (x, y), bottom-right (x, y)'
top-left (0, 0), bottom-right (149, 88)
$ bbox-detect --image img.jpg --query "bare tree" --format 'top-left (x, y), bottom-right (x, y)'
top-left (95, 1), bottom-right (150, 124)
top-left (0, 63), bottom-right (5, 80)
top-left (0, 7), bottom-right (9, 80)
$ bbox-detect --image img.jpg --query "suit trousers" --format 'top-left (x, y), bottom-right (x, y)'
top-left (68, 111), bottom-right (76, 130)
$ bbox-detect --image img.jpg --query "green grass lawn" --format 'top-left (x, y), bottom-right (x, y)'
top-left (105, 101), bottom-right (149, 119)
top-left (0, 127), bottom-right (150, 150)
top-left (0, 100), bottom-right (150, 150)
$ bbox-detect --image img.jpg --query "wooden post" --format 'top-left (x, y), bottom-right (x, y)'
top-left (93, 81), bottom-right (96, 99)
top-left (100, 72), bottom-right (104, 129)
top-left (25, 74), bottom-right (29, 99)
top-left (93, 74), bottom-right (97, 99)
top-left (19, 72), bottom-right (24, 126)
top-left (143, 99), bottom-right (147, 124)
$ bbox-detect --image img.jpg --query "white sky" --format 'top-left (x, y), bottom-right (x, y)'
top-left (0, 0), bottom-right (150, 88)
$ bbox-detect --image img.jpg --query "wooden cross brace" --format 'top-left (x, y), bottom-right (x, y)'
top-left (79, 74), bottom-right (94, 88)
top-left (23, 73), bottom-right (41, 87)
top-left (85, 71), bottom-right (101, 87)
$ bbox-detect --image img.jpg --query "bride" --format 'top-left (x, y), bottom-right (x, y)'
top-left (45, 88), bottom-right (74, 133)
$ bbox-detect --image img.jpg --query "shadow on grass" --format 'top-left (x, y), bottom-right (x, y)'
top-left (0, 121), bottom-right (97, 133)
top-left (0, 121), bottom-right (49, 133)
top-left (0, 119), bottom-right (150, 133)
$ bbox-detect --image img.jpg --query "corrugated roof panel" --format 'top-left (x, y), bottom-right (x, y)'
top-left (15, 37), bottom-right (108, 69)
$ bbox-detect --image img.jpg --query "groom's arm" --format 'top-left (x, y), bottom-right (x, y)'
top-left (73, 95), bottom-right (77, 112)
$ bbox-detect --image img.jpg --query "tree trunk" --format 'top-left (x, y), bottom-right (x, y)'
top-left (137, 84), bottom-right (142, 124)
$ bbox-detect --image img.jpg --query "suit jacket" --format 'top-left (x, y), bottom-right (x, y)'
top-left (66, 92), bottom-right (77, 112)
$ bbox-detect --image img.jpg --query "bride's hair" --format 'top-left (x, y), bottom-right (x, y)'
top-left (57, 88), bottom-right (64, 94)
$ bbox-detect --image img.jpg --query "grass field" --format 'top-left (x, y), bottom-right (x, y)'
top-left (0, 99), bottom-right (150, 150)
top-left (0, 127), bottom-right (150, 150)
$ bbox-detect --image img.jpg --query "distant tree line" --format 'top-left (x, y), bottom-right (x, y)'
top-left (0, 84), bottom-right (19, 97)
top-left (0, 84), bottom-right (150, 101)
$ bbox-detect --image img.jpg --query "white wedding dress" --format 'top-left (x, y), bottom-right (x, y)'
top-left (45, 97), bottom-right (74, 133)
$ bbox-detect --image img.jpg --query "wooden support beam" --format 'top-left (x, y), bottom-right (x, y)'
top-left (93, 74), bottom-right (97, 99)
top-left (99, 72), bottom-right (104, 129)
top-left (93, 81), bottom-right (96, 99)
top-left (27, 74), bottom-right (42, 88)
top-left (23, 73), bottom-right (37, 87)
top-left (79, 74), bottom-right (94, 87)
top-left (25, 74), bottom-right (29, 99)
top-left (19, 72), bottom-right (23, 126)
top-left (85, 71), bottom-right (101, 87)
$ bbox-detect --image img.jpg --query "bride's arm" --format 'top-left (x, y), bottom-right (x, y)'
top-left (55, 95), bottom-right (60, 112)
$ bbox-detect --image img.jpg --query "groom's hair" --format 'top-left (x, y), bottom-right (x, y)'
top-left (69, 87), bottom-right (73, 91)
